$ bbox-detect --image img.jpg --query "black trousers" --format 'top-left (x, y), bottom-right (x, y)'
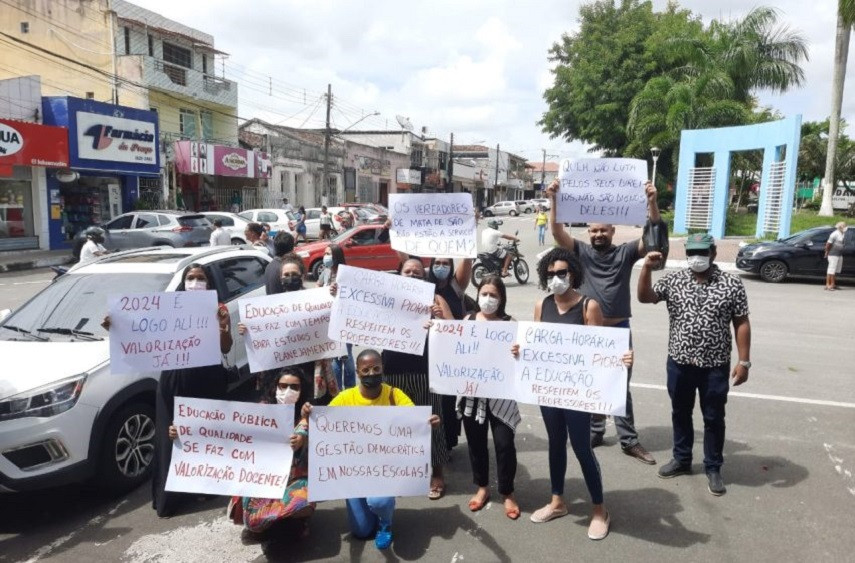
top-left (462, 409), bottom-right (517, 496)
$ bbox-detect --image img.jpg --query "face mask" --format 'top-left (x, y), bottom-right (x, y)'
top-left (479, 295), bottom-right (500, 315)
top-left (432, 265), bottom-right (451, 280)
top-left (275, 388), bottom-right (300, 405)
top-left (323, 255), bottom-right (333, 267)
top-left (184, 279), bottom-right (207, 291)
top-left (281, 276), bottom-right (303, 291)
top-left (548, 275), bottom-right (571, 295)
top-left (687, 255), bottom-right (711, 273)
top-left (361, 374), bottom-right (383, 389)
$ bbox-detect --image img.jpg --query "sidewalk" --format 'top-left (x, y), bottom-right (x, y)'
top-left (0, 249), bottom-right (73, 273)
top-left (607, 225), bottom-right (745, 271)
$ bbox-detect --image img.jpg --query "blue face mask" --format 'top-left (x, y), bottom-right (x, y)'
top-left (323, 255), bottom-right (333, 267)
top-left (432, 264), bottom-right (451, 280)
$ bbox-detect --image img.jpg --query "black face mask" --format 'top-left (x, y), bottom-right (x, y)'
top-left (281, 277), bottom-right (303, 291)
top-left (360, 374), bottom-right (383, 389)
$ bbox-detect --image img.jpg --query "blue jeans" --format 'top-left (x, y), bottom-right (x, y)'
top-left (540, 406), bottom-right (603, 504)
top-left (346, 497), bottom-right (395, 538)
top-left (590, 319), bottom-right (639, 448)
top-left (666, 357), bottom-right (730, 472)
top-left (537, 224), bottom-right (546, 245)
top-left (332, 343), bottom-right (356, 389)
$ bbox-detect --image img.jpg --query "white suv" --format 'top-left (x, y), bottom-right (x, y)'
top-left (0, 246), bottom-right (270, 493)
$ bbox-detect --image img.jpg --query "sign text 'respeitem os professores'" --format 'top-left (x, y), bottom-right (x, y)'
top-left (239, 287), bottom-right (344, 374)
top-left (556, 158), bottom-right (648, 226)
top-left (107, 290), bottom-right (221, 375)
top-left (166, 397), bottom-right (295, 499)
top-left (328, 265), bottom-right (434, 355)
top-left (308, 406), bottom-right (432, 501)
top-left (389, 193), bottom-right (477, 258)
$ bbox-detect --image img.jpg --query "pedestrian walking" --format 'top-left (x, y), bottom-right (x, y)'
top-left (319, 206), bottom-right (333, 240)
top-left (534, 206), bottom-right (548, 246)
top-left (209, 219), bottom-right (231, 246)
top-left (293, 207), bottom-right (307, 243)
top-left (824, 221), bottom-right (847, 290)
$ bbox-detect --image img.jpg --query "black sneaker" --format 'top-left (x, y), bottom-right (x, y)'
top-left (591, 434), bottom-right (604, 448)
top-left (658, 459), bottom-right (691, 479)
top-left (707, 471), bottom-right (726, 496)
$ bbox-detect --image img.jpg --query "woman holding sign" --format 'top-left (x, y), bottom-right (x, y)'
top-left (458, 274), bottom-right (522, 519)
top-left (317, 244), bottom-right (356, 390)
top-left (513, 248), bottom-right (632, 540)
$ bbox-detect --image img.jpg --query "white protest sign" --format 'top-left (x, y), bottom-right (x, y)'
top-left (108, 291), bottom-right (220, 375)
top-left (514, 321), bottom-right (630, 416)
top-left (166, 397), bottom-right (295, 499)
top-left (389, 193), bottom-right (477, 258)
top-left (556, 158), bottom-right (648, 226)
top-left (328, 265), bottom-right (434, 355)
top-left (308, 406), bottom-right (431, 502)
top-left (428, 320), bottom-right (518, 400)
top-left (239, 287), bottom-right (344, 373)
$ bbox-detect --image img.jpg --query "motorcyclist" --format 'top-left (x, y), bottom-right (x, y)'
top-left (79, 227), bottom-right (109, 263)
top-left (480, 219), bottom-right (519, 277)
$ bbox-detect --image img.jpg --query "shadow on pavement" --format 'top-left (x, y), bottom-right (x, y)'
top-left (724, 453), bottom-right (809, 489)
top-left (605, 487), bottom-right (712, 547)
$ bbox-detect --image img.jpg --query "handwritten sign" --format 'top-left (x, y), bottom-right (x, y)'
top-left (328, 265), bottom-right (434, 355)
top-left (515, 321), bottom-right (629, 416)
top-left (556, 158), bottom-right (648, 226)
top-left (108, 291), bottom-right (220, 375)
top-left (428, 320), bottom-right (518, 400)
top-left (166, 397), bottom-right (295, 499)
top-left (239, 288), bottom-right (344, 373)
top-left (389, 193), bottom-right (477, 258)
top-left (308, 406), bottom-right (431, 501)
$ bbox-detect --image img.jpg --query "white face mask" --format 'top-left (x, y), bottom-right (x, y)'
top-left (478, 295), bottom-right (500, 315)
top-left (548, 275), bottom-right (571, 295)
top-left (275, 388), bottom-right (300, 405)
top-left (687, 255), bottom-right (711, 273)
top-left (184, 279), bottom-right (207, 291)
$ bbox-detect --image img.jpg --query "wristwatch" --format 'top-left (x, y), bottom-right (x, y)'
top-left (738, 360), bottom-right (752, 369)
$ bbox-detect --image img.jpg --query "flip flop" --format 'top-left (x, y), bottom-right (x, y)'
top-left (529, 504), bottom-right (568, 523)
top-left (468, 494), bottom-right (490, 512)
top-left (429, 479), bottom-right (445, 500)
top-left (505, 505), bottom-right (521, 520)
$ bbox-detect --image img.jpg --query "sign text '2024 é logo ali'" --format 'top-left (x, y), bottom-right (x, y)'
top-left (0, 122), bottom-right (23, 156)
top-left (83, 124), bottom-right (154, 150)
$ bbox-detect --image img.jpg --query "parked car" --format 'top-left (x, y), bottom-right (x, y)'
top-left (736, 226), bottom-right (855, 282)
top-left (238, 208), bottom-right (296, 236)
top-left (482, 201), bottom-right (521, 217)
top-left (72, 211), bottom-right (211, 258)
top-left (529, 198), bottom-right (551, 211)
top-left (0, 246), bottom-right (271, 493)
top-left (302, 207), bottom-right (349, 239)
top-left (352, 206), bottom-right (387, 225)
top-left (515, 200), bottom-right (534, 214)
top-left (200, 211), bottom-right (252, 244)
top-left (296, 224), bottom-right (426, 279)
top-left (340, 202), bottom-right (388, 215)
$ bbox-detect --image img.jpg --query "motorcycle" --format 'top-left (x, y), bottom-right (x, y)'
top-left (471, 231), bottom-right (529, 286)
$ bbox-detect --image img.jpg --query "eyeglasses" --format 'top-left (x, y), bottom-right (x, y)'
top-left (277, 383), bottom-right (301, 391)
top-left (357, 365), bottom-right (383, 376)
top-left (545, 269), bottom-right (570, 280)
top-left (686, 250), bottom-right (711, 257)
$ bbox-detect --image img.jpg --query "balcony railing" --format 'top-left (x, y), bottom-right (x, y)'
top-left (203, 75), bottom-right (232, 96)
top-left (155, 60), bottom-right (187, 86)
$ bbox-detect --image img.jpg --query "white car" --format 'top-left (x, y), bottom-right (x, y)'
top-left (515, 200), bottom-right (534, 214)
top-left (483, 201), bottom-right (521, 217)
top-left (238, 208), bottom-right (296, 237)
top-left (200, 211), bottom-right (253, 244)
top-left (0, 246), bottom-right (271, 493)
top-left (302, 207), bottom-right (347, 240)
top-left (529, 198), bottom-right (551, 211)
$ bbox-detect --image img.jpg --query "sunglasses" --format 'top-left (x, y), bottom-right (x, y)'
top-left (277, 383), bottom-right (301, 391)
top-left (280, 273), bottom-right (302, 279)
top-left (545, 269), bottom-right (570, 280)
top-left (357, 365), bottom-right (383, 376)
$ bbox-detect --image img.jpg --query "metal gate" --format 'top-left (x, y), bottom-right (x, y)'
top-left (686, 167), bottom-right (715, 230)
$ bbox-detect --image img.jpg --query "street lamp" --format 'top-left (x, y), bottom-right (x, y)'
top-left (341, 111), bottom-right (381, 133)
top-left (650, 146), bottom-right (661, 187)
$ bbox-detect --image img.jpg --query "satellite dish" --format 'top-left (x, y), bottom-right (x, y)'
top-left (395, 115), bottom-right (413, 131)
top-left (55, 169), bottom-right (79, 183)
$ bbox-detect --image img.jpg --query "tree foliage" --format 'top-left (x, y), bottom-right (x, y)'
top-left (799, 119), bottom-right (855, 183)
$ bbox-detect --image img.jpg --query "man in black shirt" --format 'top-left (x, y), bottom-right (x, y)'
top-left (264, 231), bottom-right (296, 295)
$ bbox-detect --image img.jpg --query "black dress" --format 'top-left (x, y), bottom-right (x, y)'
top-left (435, 279), bottom-right (465, 448)
top-left (152, 365), bottom-right (227, 517)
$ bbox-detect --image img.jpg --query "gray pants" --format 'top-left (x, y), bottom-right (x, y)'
top-left (591, 323), bottom-right (639, 448)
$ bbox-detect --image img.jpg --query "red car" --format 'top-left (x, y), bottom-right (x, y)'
top-left (296, 224), bottom-right (421, 279)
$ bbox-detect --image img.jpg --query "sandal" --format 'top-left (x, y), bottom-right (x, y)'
top-left (529, 504), bottom-right (568, 523)
top-left (468, 493), bottom-right (490, 512)
top-left (429, 478), bottom-right (445, 500)
top-left (504, 503), bottom-right (521, 520)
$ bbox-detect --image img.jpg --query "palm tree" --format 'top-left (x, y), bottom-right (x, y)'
top-left (819, 0), bottom-right (855, 216)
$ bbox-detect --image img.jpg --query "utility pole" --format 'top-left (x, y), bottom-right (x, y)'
top-left (448, 132), bottom-right (454, 192)
top-left (321, 83), bottom-right (332, 206)
top-left (541, 148), bottom-right (547, 190)
top-left (494, 143), bottom-right (500, 203)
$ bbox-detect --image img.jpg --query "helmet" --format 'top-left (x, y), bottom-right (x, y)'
top-left (487, 219), bottom-right (500, 229)
top-left (84, 226), bottom-right (105, 242)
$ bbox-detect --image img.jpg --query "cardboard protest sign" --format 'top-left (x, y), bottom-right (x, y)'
top-left (328, 265), bottom-right (434, 355)
top-left (308, 406), bottom-right (432, 501)
top-left (514, 322), bottom-right (630, 416)
top-left (108, 291), bottom-right (220, 375)
top-left (556, 158), bottom-right (648, 226)
top-left (389, 193), bottom-right (477, 258)
top-left (166, 397), bottom-right (295, 499)
top-left (428, 320), bottom-right (518, 400)
top-left (239, 287), bottom-right (344, 373)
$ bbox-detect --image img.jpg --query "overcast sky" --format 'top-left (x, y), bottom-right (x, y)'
top-left (139, 0), bottom-right (854, 163)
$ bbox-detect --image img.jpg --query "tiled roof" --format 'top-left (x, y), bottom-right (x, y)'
top-left (528, 162), bottom-right (560, 172)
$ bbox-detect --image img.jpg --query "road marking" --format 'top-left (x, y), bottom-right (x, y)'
top-left (823, 443), bottom-right (855, 496)
top-left (631, 382), bottom-right (855, 409)
top-left (0, 280), bottom-right (51, 287)
top-left (23, 498), bottom-right (125, 562)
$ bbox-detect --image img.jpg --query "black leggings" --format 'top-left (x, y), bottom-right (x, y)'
top-left (463, 409), bottom-right (517, 496)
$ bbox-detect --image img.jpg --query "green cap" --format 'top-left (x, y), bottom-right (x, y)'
top-left (685, 233), bottom-right (715, 250)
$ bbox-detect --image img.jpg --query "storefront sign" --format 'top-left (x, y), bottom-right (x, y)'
top-left (77, 112), bottom-right (157, 165)
top-left (0, 118), bottom-right (69, 175)
top-left (396, 168), bottom-right (421, 185)
top-left (174, 141), bottom-right (270, 178)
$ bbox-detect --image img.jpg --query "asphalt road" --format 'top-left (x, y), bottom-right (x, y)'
top-left (1, 220), bottom-right (854, 562)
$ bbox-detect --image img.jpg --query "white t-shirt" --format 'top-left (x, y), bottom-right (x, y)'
top-left (283, 203), bottom-right (294, 212)
top-left (80, 240), bottom-right (106, 263)
top-left (827, 230), bottom-right (845, 256)
top-left (481, 228), bottom-right (502, 252)
top-left (209, 228), bottom-right (231, 246)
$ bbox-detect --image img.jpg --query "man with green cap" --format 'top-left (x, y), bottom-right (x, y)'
top-left (637, 233), bottom-right (752, 496)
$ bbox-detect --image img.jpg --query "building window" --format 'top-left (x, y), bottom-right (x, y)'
top-left (200, 110), bottom-right (213, 140)
top-left (20, 22), bottom-right (29, 33)
top-left (202, 54), bottom-right (208, 75)
top-left (147, 34), bottom-right (154, 56)
top-left (163, 42), bottom-right (192, 69)
top-left (180, 109), bottom-right (197, 139)
top-left (124, 27), bottom-right (131, 55)
top-left (86, 91), bottom-right (95, 99)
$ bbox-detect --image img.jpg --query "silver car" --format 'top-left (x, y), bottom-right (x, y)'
top-left (73, 211), bottom-right (212, 257)
top-left (482, 201), bottom-right (521, 217)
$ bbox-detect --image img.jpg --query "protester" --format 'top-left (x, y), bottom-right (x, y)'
top-left (294, 206), bottom-right (307, 243)
top-left (282, 197), bottom-right (294, 213)
top-left (301, 349), bottom-right (440, 550)
top-left (481, 219), bottom-right (519, 277)
top-left (637, 234), bottom-right (751, 496)
top-left (79, 227), bottom-right (108, 263)
top-left (514, 248), bottom-right (632, 540)
top-left (824, 221), bottom-right (847, 290)
top-left (546, 178), bottom-right (660, 464)
top-left (534, 206), bottom-right (549, 246)
top-left (229, 367), bottom-right (314, 539)
top-left (103, 263), bottom-right (233, 518)
top-left (244, 222), bottom-right (270, 256)
top-left (209, 219), bottom-right (231, 246)
top-left (260, 223), bottom-right (275, 255)
top-left (264, 231), bottom-right (296, 295)
top-left (317, 243), bottom-right (355, 389)
top-left (458, 274), bottom-right (521, 520)
top-left (319, 205), bottom-right (333, 239)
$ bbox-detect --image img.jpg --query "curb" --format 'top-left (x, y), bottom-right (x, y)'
top-left (0, 255), bottom-right (73, 274)
top-left (632, 260), bottom-right (739, 272)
